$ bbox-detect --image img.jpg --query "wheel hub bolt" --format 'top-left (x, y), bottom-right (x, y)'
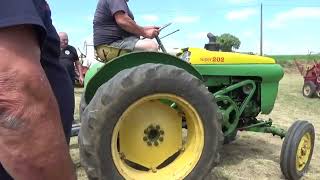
top-left (143, 124), bottom-right (165, 147)
top-left (151, 168), bottom-right (157, 173)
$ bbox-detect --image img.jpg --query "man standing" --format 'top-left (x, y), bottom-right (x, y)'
top-left (59, 32), bottom-right (84, 86)
top-left (0, 0), bottom-right (76, 179)
top-left (59, 32), bottom-right (83, 143)
top-left (93, 0), bottom-right (160, 58)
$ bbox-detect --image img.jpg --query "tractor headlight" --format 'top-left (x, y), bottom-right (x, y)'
top-left (180, 51), bottom-right (191, 63)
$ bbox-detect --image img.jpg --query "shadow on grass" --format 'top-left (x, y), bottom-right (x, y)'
top-left (218, 132), bottom-right (282, 167)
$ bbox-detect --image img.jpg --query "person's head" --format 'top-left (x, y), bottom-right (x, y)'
top-left (58, 32), bottom-right (68, 49)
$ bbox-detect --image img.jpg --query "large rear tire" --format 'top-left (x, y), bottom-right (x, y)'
top-left (79, 93), bottom-right (87, 122)
top-left (79, 63), bottom-right (223, 180)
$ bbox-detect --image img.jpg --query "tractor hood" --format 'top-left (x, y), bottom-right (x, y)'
top-left (180, 48), bottom-right (275, 64)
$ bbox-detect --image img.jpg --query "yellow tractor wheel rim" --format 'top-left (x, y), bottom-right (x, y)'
top-left (111, 94), bottom-right (204, 180)
top-left (296, 132), bottom-right (312, 171)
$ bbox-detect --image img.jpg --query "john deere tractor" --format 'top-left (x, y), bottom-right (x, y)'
top-left (78, 31), bottom-right (315, 180)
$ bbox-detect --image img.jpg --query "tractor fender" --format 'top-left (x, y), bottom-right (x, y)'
top-left (83, 51), bottom-right (203, 104)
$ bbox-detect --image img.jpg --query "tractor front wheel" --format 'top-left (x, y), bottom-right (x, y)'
top-left (280, 120), bottom-right (315, 180)
top-left (79, 63), bottom-right (223, 180)
top-left (302, 81), bottom-right (316, 98)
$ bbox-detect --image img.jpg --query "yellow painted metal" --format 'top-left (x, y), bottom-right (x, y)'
top-left (119, 100), bottom-right (182, 168)
top-left (296, 133), bottom-right (312, 171)
top-left (111, 94), bottom-right (204, 180)
top-left (188, 48), bottom-right (275, 64)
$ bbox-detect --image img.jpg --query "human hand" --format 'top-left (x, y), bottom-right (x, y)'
top-left (144, 26), bottom-right (160, 30)
top-left (142, 26), bottom-right (160, 39)
top-left (79, 76), bottom-right (84, 85)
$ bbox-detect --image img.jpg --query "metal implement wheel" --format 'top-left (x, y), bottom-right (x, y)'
top-left (280, 120), bottom-right (315, 180)
top-left (302, 81), bottom-right (316, 98)
top-left (79, 63), bottom-right (223, 180)
top-left (316, 90), bottom-right (320, 98)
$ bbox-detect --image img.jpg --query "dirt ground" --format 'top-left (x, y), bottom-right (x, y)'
top-left (70, 69), bottom-right (320, 180)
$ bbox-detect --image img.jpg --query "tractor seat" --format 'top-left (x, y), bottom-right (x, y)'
top-left (95, 45), bottom-right (132, 63)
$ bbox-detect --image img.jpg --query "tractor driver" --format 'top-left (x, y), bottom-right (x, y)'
top-left (93, 0), bottom-right (160, 61)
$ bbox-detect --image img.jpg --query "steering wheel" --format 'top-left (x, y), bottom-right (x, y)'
top-left (154, 23), bottom-right (179, 53)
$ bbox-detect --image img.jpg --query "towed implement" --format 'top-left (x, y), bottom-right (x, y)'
top-left (77, 30), bottom-right (315, 180)
top-left (294, 59), bottom-right (320, 98)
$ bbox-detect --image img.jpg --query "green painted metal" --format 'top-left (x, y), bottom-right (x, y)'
top-left (239, 119), bottom-right (286, 138)
top-left (83, 62), bottom-right (104, 86)
top-left (194, 64), bottom-right (284, 114)
top-left (214, 80), bottom-right (256, 136)
top-left (214, 80), bottom-right (256, 115)
top-left (203, 76), bottom-right (230, 86)
top-left (215, 95), bottom-right (240, 136)
top-left (84, 51), bottom-right (203, 103)
top-left (83, 51), bottom-right (288, 139)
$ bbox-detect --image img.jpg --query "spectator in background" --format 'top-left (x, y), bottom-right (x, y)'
top-left (59, 32), bottom-right (84, 140)
top-left (59, 32), bottom-right (84, 86)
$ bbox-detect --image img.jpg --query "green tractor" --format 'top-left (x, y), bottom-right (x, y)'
top-left (78, 31), bottom-right (315, 180)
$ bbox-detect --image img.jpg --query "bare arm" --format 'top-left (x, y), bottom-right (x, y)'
top-left (0, 25), bottom-right (76, 180)
top-left (75, 60), bottom-right (83, 85)
top-left (114, 11), bottom-right (159, 39)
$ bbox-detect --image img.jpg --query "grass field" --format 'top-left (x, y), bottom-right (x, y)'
top-left (268, 54), bottom-right (320, 62)
top-left (70, 68), bottom-right (320, 180)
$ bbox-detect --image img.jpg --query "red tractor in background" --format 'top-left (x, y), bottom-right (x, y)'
top-left (74, 52), bottom-right (89, 87)
top-left (295, 59), bottom-right (320, 98)
top-left (75, 43), bottom-right (95, 87)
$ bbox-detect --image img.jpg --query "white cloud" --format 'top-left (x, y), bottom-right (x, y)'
top-left (173, 16), bottom-right (200, 24)
top-left (242, 31), bottom-right (254, 37)
top-left (226, 8), bottom-right (257, 21)
top-left (141, 15), bottom-right (159, 22)
top-left (188, 32), bottom-right (209, 40)
top-left (268, 7), bottom-right (320, 29)
top-left (228, 0), bottom-right (255, 4)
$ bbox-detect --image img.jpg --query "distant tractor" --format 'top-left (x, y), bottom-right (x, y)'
top-left (294, 59), bottom-right (320, 98)
top-left (78, 28), bottom-right (315, 180)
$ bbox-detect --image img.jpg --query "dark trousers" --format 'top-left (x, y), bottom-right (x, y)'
top-left (0, 60), bottom-right (74, 179)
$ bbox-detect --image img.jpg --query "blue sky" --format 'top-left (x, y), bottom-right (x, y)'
top-left (49, 0), bottom-right (320, 55)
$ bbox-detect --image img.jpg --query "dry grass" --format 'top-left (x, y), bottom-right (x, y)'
top-left (70, 68), bottom-right (320, 180)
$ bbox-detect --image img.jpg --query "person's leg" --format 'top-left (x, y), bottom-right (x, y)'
top-left (41, 60), bottom-right (75, 145)
top-left (110, 36), bottom-right (158, 52)
top-left (0, 163), bottom-right (13, 180)
top-left (134, 39), bottom-right (158, 51)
